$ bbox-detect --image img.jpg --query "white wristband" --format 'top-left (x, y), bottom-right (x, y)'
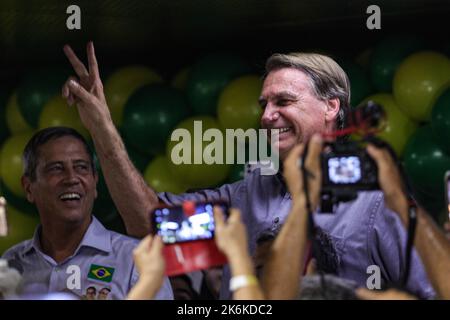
top-left (229, 275), bottom-right (258, 292)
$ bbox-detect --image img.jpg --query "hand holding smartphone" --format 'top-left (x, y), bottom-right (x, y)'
top-left (151, 201), bottom-right (229, 276)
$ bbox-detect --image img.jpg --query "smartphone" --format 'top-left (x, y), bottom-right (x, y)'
top-left (445, 171), bottom-right (450, 220)
top-left (152, 201), bottom-right (229, 244)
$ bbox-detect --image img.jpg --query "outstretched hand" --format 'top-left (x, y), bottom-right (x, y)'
top-left (62, 42), bottom-right (112, 132)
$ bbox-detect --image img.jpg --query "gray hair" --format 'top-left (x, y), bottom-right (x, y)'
top-left (265, 52), bottom-right (351, 130)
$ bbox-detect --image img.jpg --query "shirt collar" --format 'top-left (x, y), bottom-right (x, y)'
top-left (22, 216), bottom-right (112, 256)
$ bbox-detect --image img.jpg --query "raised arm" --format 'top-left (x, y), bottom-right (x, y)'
top-left (367, 144), bottom-right (450, 299)
top-left (261, 135), bottom-right (323, 300)
top-left (62, 42), bottom-right (159, 237)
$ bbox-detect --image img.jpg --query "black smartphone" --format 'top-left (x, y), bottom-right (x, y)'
top-left (152, 201), bottom-right (229, 244)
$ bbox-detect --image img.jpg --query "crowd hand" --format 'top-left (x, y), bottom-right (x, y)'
top-left (356, 287), bottom-right (417, 300)
top-left (62, 42), bottom-right (112, 131)
top-left (283, 134), bottom-right (323, 210)
top-left (366, 144), bottom-right (409, 215)
top-left (213, 206), bottom-right (248, 259)
top-left (132, 235), bottom-right (165, 287)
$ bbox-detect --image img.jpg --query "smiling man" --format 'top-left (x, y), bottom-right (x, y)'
top-left (62, 44), bottom-right (433, 299)
top-left (1, 127), bottom-right (173, 300)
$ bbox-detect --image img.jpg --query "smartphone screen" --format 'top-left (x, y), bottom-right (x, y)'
top-left (153, 202), bottom-right (228, 244)
top-left (328, 156), bottom-right (362, 184)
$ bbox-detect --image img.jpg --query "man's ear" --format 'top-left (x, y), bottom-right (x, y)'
top-left (21, 175), bottom-right (35, 203)
top-left (325, 98), bottom-right (340, 123)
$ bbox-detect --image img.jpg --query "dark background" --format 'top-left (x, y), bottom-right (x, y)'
top-left (1, 0), bottom-right (450, 84)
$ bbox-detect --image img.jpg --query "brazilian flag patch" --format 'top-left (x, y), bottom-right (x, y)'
top-left (88, 264), bottom-right (115, 283)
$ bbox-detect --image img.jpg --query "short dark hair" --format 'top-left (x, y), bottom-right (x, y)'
top-left (87, 286), bottom-right (96, 293)
top-left (23, 127), bottom-right (96, 181)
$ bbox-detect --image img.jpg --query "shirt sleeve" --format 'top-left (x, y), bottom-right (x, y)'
top-left (369, 195), bottom-right (436, 299)
top-left (157, 180), bottom-right (243, 207)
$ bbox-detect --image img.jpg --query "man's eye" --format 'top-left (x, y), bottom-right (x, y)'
top-left (277, 99), bottom-right (291, 106)
top-left (49, 166), bottom-right (63, 172)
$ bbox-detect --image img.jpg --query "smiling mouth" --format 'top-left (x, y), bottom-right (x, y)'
top-left (269, 127), bottom-right (292, 135)
top-left (59, 192), bottom-right (82, 202)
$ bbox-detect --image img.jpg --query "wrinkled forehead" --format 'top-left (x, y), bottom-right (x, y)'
top-left (262, 67), bottom-right (314, 97)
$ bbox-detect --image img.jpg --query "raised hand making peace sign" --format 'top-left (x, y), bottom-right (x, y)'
top-left (62, 42), bottom-right (112, 133)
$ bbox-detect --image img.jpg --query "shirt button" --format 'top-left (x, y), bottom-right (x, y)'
top-left (273, 217), bottom-right (279, 223)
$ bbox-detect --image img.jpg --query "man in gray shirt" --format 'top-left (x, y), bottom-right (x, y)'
top-left (62, 43), bottom-right (434, 299)
top-left (2, 127), bottom-right (173, 299)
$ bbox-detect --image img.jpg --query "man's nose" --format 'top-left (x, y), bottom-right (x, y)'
top-left (261, 104), bottom-right (280, 125)
top-left (63, 168), bottom-right (80, 184)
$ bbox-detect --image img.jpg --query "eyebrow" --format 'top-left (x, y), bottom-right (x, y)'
top-left (43, 159), bottom-right (90, 168)
top-left (258, 91), bottom-right (299, 106)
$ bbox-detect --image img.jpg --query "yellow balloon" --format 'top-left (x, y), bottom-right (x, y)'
top-left (39, 96), bottom-right (89, 139)
top-left (0, 204), bottom-right (40, 255)
top-left (166, 116), bottom-right (231, 189)
top-left (393, 51), bottom-right (450, 121)
top-left (104, 66), bottom-right (162, 127)
top-left (143, 155), bottom-right (188, 194)
top-left (5, 92), bottom-right (33, 134)
top-left (217, 75), bottom-right (263, 130)
top-left (0, 131), bottom-right (34, 198)
top-left (363, 94), bottom-right (417, 156)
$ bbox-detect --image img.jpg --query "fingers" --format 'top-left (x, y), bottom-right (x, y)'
top-left (355, 287), bottom-right (417, 300)
top-left (213, 205), bottom-right (225, 231)
top-left (134, 235), bottom-right (154, 258)
top-left (149, 235), bottom-right (163, 256)
top-left (304, 134), bottom-right (322, 172)
top-left (305, 258), bottom-right (317, 275)
top-left (228, 208), bottom-right (242, 224)
top-left (63, 45), bottom-right (89, 80)
top-left (285, 144), bottom-right (304, 169)
top-left (366, 144), bottom-right (394, 171)
top-left (68, 79), bottom-right (93, 104)
top-left (87, 41), bottom-right (101, 81)
top-left (62, 76), bottom-right (79, 106)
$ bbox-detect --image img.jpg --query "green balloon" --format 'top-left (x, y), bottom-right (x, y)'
top-left (17, 67), bottom-right (69, 128)
top-left (404, 125), bottom-right (450, 196)
top-left (431, 88), bottom-right (450, 154)
top-left (410, 185), bottom-right (445, 221)
top-left (339, 60), bottom-right (372, 107)
top-left (370, 35), bottom-right (424, 92)
top-left (122, 85), bottom-right (190, 156)
top-left (187, 53), bottom-right (252, 115)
